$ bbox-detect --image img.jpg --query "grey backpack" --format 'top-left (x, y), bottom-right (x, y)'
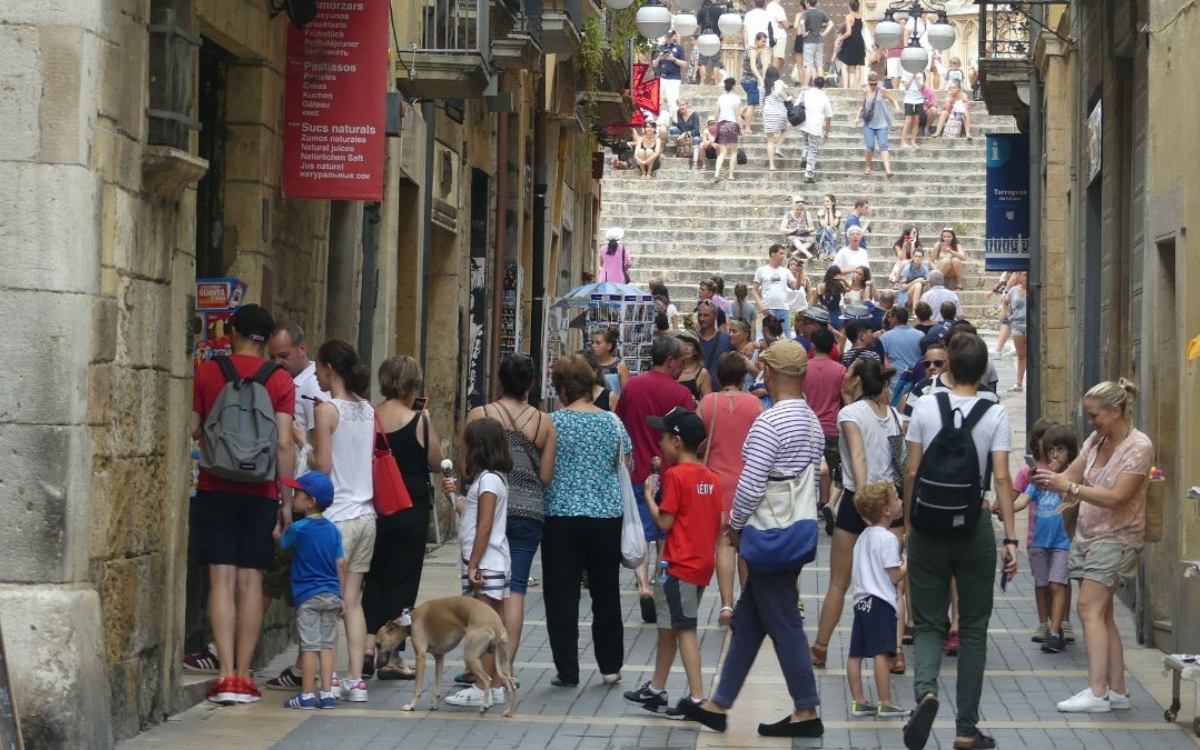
top-left (199, 356), bottom-right (282, 483)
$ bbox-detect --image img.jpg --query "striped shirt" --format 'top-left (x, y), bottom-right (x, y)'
top-left (731, 398), bottom-right (824, 530)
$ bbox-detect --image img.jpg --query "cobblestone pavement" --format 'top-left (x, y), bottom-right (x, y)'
top-left (119, 340), bottom-right (1199, 750)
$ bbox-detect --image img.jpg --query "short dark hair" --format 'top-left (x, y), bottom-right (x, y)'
top-left (769, 243), bottom-right (785, 257)
top-left (890, 306), bottom-right (910, 325)
top-left (811, 326), bottom-right (835, 354)
top-left (724, 77), bottom-right (736, 91)
top-left (761, 313), bottom-right (783, 338)
top-left (914, 301), bottom-right (933, 321)
top-left (655, 312), bottom-right (670, 331)
top-left (854, 199), bottom-right (869, 210)
top-left (947, 332), bottom-right (988, 385)
top-left (715, 350), bottom-right (748, 389)
top-left (651, 335), bottom-right (682, 366)
top-left (940, 300), bottom-right (958, 321)
top-left (812, 76), bottom-right (826, 89)
top-left (845, 320), bottom-right (872, 343)
top-left (498, 354), bottom-right (535, 398)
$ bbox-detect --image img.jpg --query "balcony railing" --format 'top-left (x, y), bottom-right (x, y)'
top-left (394, 0), bottom-right (494, 97)
top-left (978, 3), bottom-right (1032, 61)
top-left (410, 0), bottom-right (490, 55)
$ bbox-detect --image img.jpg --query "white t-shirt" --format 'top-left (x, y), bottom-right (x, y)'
top-left (743, 7), bottom-right (770, 46)
top-left (460, 470), bottom-right (511, 573)
top-left (837, 400), bottom-right (902, 492)
top-left (766, 1), bottom-right (788, 35)
top-left (799, 87), bottom-right (833, 138)
top-left (754, 263), bottom-right (793, 309)
top-left (293, 362), bottom-right (324, 433)
top-left (833, 246), bottom-right (871, 274)
top-left (852, 525), bottom-right (902, 604)
top-left (717, 92), bottom-right (741, 123)
top-left (906, 392), bottom-right (1012, 481)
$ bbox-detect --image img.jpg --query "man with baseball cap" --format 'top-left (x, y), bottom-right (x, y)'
top-left (190, 303), bottom-right (296, 704)
top-left (683, 340), bottom-right (826, 737)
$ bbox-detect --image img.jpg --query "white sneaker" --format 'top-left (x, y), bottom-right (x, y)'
top-left (1108, 690), bottom-right (1132, 710)
top-left (489, 687), bottom-right (507, 704)
top-left (445, 686), bottom-right (487, 707)
top-left (601, 672), bottom-right (622, 685)
top-left (344, 680), bottom-right (368, 703)
top-left (1057, 688), bottom-right (1111, 713)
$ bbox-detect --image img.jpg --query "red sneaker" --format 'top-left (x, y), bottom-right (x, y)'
top-left (232, 676), bottom-right (262, 704)
top-left (207, 676), bottom-right (237, 705)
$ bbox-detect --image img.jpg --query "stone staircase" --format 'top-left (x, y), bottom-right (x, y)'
top-left (600, 83), bottom-right (1018, 328)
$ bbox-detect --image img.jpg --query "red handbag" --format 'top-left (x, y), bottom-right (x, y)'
top-left (372, 415), bottom-right (413, 515)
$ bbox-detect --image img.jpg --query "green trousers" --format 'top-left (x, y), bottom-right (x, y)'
top-left (908, 512), bottom-right (997, 738)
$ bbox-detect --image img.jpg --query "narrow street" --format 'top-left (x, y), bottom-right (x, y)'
top-left (117, 343), bottom-right (1199, 750)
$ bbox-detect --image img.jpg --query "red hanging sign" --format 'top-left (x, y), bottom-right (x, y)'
top-left (282, 1), bottom-right (389, 200)
top-left (631, 63), bottom-right (660, 116)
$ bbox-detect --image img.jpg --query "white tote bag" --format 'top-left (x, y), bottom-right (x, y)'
top-left (609, 413), bottom-right (646, 569)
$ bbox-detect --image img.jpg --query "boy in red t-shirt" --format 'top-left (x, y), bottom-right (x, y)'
top-left (623, 407), bottom-right (723, 719)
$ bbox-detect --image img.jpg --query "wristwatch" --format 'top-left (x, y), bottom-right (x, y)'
top-left (1003, 538), bottom-right (1020, 548)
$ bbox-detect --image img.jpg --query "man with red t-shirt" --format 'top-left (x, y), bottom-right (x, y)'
top-left (190, 304), bottom-right (296, 704)
top-left (615, 336), bottom-right (695, 623)
top-left (623, 407), bottom-right (722, 718)
top-left (803, 327), bottom-right (847, 530)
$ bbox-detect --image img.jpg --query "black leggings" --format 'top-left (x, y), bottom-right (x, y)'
top-left (363, 507), bottom-right (430, 634)
top-left (542, 516), bottom-right (625, 683)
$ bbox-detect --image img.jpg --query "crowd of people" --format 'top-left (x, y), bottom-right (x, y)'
top-left (610, 1), bottom-right (980, 182)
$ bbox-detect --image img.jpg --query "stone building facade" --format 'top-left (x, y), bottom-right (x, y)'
top-left (985, 0), bottom-right (1199, 651)
top-left (0, 0), bottom-right (605, 746)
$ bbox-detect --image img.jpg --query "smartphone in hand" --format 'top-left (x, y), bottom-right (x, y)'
top-left (1024, 454), bottom-right (1037, 469)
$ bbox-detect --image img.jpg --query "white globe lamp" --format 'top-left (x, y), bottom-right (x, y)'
top-left (900, 43), bottom-right (929, 74)
top-left (696, 32), bottom-right (722, 57)
top-left (673, 12), bottom-right (698, 37)
top-left (603, 0), bottom-right (634, 9)
top-left (873, 12), bottom-right (902, 50)
top-left (717, 10), bottom-right (742, 36)
top-left (636, 0), bottom-right (673, 39)
top-left (927, 12), bottom-right (956, 51)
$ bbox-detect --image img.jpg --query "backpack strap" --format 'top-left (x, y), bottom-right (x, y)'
top-left (251, 361), bottom-right (282, 386)
top-left (216, 355), bottom-right (240, 384)
top-left (958, 397), bottom-right (996, 433)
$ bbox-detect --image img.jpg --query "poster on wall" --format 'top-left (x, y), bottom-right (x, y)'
top-left (984, 133), bottom-right (1030, 272)
top-left (281, 1), bottom-right (389, 200)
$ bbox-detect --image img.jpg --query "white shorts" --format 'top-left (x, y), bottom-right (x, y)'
top-left (772, 34), bottom-right (788, 61)
top-left (886, 57), bottom-right (903, 79)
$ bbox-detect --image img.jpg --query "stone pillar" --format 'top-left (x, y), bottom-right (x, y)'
top-left (0, 2), bottom-right (115, 747)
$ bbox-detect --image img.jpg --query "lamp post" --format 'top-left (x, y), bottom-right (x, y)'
top-left (873, 1), bottom-right (956, 74)
top-left (635, 0), bottom-right (672, 39)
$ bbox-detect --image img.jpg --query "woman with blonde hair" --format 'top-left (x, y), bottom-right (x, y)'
top-left (1034, 380), bottom-right (1153, 713)
top-left (365, 354), bottom-right (446, 680)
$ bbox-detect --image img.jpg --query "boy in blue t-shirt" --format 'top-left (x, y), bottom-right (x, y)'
top-left (277, 470), bottom-right (345, 709)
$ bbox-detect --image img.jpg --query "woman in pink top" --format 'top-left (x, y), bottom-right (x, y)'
top-left (696, 351), bottom-right (763, 627)
top-left (597, 227), bottom-right (632, 283)
top-left (1034, 379), bottom-right (1153, 713)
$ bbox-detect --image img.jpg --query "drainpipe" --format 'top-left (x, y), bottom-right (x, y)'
top-left (419, 100), bottom-right (436, 371)
top-left (530, 116), bottom-right (548, 408)
top-left (1026, 37), bottom-right (1043, 432)
top-left (490, 97), bottom-right (510, 400)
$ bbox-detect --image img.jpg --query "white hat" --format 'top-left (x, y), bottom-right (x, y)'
top-left (605, 227), bottom-right (625, 241)
top-left (791, 194), bottom-right (805, 204)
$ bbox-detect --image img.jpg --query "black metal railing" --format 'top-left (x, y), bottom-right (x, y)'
top-left (407, 0), bottom-right (491, 54)
top-left (978, 3), bottom-right (1036, 61)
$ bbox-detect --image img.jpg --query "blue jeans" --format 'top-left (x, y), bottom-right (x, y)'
top-left (668, 127), bottom-right (701, 146)
top-left (711, 570), bottom-right (820, 711)
top-left (506, 516), bottom-right (543, 595)
top-left (862, 125), bottom-right (890, 153)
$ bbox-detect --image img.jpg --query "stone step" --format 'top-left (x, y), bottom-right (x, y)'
top-left (608, 228), bottom-right (985, 247)
top-left (601, 203), bottom-right (987, 219)
top-left (630, 255), bottom-right (992, 281)
top-left (604, 170), bottom-right (986, 186)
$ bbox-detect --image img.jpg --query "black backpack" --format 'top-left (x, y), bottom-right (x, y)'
top-left (910, 392), bottom-right (995, 539)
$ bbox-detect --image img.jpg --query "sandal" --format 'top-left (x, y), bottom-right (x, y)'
top-left (377, 665), bottom-right (417, 681)
top-left (362, 654), bottom-right (376, 679)
top-left (810, 641), bottom-right (828, 668)
top-left (718, 606), bottom-right (734, 627)
top-left (891, 651), bottom-right (907, 675)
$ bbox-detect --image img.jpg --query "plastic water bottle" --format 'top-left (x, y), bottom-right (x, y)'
top-left (657, 560), bottom-right (669, 585)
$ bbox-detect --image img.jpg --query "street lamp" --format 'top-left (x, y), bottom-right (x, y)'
top-left (717, 9), bottom-right (742, 36)
top-left (673, 12), bottom-right (698, 37)
top-left (873, 1), bottom-right (956, 65)
top-left (696, 31), bottom-right (722, 56)
top-left (636, 0), bottom-right (672, 39)
top-left (603, 0), bottom-right (634, 10)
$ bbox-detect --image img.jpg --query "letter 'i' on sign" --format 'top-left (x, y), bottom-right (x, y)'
top-left (282, 1), bottom-right (389, 200)
top-left (984, 134), bottom-right (1031, 273)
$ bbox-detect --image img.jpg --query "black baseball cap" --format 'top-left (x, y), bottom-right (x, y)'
top-left (229, 304), bottom-right (275, 343)
top-left (646, 406), bottom-right (707, 449)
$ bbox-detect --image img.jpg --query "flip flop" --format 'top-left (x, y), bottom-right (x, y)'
top-left (809, 641), bottom-right (828, 668)
top-left (377, 665), bottom-right (417, 681)
top-left (640, 595), bottom-right (657, 624)
top-left (903, 694), bottom-right (940, 750)
top-left (718, 606), bottom-right (734, 628)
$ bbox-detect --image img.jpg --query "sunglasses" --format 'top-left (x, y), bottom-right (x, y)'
top-left (868, 82), bottom-right (878, 87)
top-left (925, 359), bottom-right (945, 368)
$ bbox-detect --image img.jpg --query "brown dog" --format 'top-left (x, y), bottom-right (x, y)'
top-left (375, 595), bottom-right (517, 716)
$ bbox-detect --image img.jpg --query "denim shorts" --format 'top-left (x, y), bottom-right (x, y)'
top-left (634, 483), bottom-right (666, 542)
top-left (862, 126), bottom-right (890, 153)
top-left (506, 515), bottom-right (543, 595)
top-left (742, 79), bottom-right (761, 106)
